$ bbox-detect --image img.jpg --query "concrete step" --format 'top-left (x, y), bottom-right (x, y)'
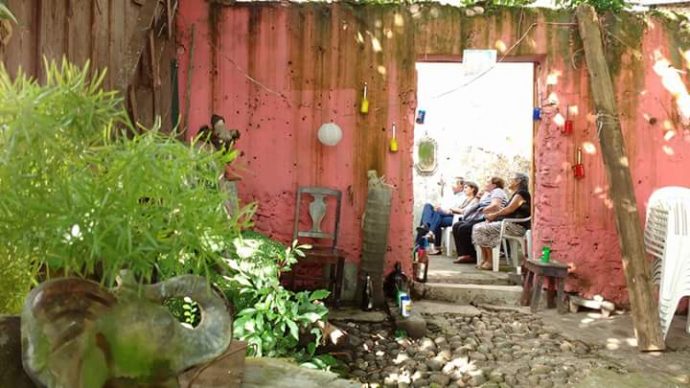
top-left (427, 270), bottom-right (513, 285)
top-left (426, 256), bottom-right (516, 285)
top-left (412, 282), bottom-right (523, 306)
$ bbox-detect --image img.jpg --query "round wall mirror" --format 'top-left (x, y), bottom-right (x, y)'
top-left (415, 136), bottom-right (438, 175)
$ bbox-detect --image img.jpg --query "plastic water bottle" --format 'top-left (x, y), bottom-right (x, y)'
top-left (400, 294), bottom-right (412, 318)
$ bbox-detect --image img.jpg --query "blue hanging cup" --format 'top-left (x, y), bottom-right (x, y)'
top-left (533, 107), bottom-right (542, 121)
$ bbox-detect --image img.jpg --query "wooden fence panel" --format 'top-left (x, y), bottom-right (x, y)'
top-left (67, 0), bottom-right (93, 69)
top-left (1, 0), bottom-right (177, 132)
top-left (2, 0), bottom-right (37, 79)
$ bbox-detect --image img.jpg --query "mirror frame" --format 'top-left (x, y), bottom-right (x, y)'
top-left (415, 136), bottom-right (438, 175)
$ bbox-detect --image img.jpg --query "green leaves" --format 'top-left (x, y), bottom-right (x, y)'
top-left (219, 232), bottom-right (331, 359)
top-left (554, 0), bottom-right (628, 12)
top-left (0, 4), bottom-right (18, 23)
top-left (0, 60), bottom-right (252, 292)
top-left (309, 289), bottom-right (331, 302)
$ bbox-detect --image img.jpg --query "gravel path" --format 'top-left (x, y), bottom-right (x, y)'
top-left (333, 308), bottom-right (622, 387)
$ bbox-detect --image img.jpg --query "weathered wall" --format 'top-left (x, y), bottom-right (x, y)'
top-left (177, 3), bottom-right (690, 305)
top-left (177, 3), bottom-right (418, 283)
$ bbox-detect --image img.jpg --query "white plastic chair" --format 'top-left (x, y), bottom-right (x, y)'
top-left (441, 214), bottom-right (462, 256)
top-left (475, 217), bottom-right (531, 272)
top-left (644, 186), bottom-right (690, 340)
top-left (503, 225), bottom-right (531, 275)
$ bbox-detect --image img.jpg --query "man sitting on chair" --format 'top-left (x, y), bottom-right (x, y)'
top-left (418, 177), bottom-right (472, 254)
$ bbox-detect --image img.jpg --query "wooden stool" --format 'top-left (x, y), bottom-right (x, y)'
top-left (521, 259), bottom-right (569, 313)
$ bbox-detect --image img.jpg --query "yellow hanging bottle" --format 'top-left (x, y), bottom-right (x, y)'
top-left (389, 123), bottom-right (398, 152)
top-left (360, 82), bottom-right (369, 114)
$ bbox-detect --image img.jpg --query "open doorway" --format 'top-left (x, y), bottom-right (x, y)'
top-left (412, 60), bottom-right (535, 278)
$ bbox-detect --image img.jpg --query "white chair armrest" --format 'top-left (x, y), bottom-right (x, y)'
top-left (498, 216), bottom-right (531, 240)
top-left (500, 216), bottom-right (531, 224)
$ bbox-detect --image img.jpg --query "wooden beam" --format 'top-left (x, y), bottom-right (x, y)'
top-left (575, 4), bottom-right (665, 351)
top-left (182, 24), bottom-right (195, 137)
top-left (116, 0), bottom-right (158, 92)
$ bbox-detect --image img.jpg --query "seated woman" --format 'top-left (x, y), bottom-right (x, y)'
top-left (452, 177), bottom-right (508, 263)
top-left (459, 181), bottom-right (480, 213)
top-left (473, 172), bottom-right (531, 270)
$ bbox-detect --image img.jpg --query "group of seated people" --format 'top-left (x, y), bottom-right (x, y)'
top-left (417, 173), bottom-right (531, 270)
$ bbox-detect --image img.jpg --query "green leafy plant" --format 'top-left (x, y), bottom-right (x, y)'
top-left (555, 0), bottom-right (628, 12)
top-left (459, 0), bottom-right (535, 7)
top-left (0, 59), bottom-right (252, 311)
top-left (217, 232), bottom-right (331, 359)
top-left (0, 3), bottom-right (17, 23)
top-left (299, 353), bottom-right (344, 373)
top-left (0, 59), bottom-right (335, 372)
top-left (165, 296), bottom-right (201, 327)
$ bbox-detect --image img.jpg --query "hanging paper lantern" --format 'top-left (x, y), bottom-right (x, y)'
top-left (317, 122), bottom-right (343, 146)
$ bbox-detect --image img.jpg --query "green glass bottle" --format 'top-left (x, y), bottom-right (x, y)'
top-left (541, 245), bottom-right (551, 263)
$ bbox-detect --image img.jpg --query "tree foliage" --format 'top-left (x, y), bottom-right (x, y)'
top-left (0, 59), bottom-right (249, 309)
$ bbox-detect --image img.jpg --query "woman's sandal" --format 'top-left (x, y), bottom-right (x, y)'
top-left (479, 262), bottom-right (493, 270)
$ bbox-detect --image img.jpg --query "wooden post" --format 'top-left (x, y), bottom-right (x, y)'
top-left (117, 0), bottom-right (158, 92)
top-left (575, 5), bottom-right (665, 351)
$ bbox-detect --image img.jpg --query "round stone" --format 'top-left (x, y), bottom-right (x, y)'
top-left (426, 358), bottom-right (444, 371)
top-left (469, 352), bottom-right (488, 361)
top-left (434, 336), bottom-right (448, 345)
top-left (531, 365), bottom-right (552, 375)
top-left (488, 370), bottom-right (504, 383)
top-left (352, 369), bottom-right (367, 378)
top-left (437, 349), bottom-right (452, 361)
top-left (504, 374), bottom-right (518, 386)
top-left (430, 372), bottom-right (451, 386)
top-left (420, 337), bottom-right (436, 351)
top-left (541, 380), bottom-right (555, 388)
top-left (468, 371), bottom-right (486, 386)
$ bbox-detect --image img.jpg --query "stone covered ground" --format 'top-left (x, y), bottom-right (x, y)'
top-left (332, 307), bottom-right (623, 388)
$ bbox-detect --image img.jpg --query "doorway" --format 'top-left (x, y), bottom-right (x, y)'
top-left (412, 60), bottom-right (534, 277)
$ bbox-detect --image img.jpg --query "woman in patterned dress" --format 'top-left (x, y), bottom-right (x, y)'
top-left (472, 173), bottom-right (531, 270)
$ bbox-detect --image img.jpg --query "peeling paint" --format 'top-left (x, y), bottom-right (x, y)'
top-left (177, 3), bottom-right (690, 306)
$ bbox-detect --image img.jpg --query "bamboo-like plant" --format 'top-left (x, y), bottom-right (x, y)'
top-left (0, 59), bottom-right (252, 313)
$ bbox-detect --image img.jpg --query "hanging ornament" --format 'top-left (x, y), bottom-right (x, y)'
top-left (317, 122), bottom-right (343, 146)
top-left (533, 107), bottom-right (542, 121)
top-left (389, 123), bottom-right (398, 152)
top-left (360, 82), bottom-right (369, 114)
top-left (416, 109), bottom-right (426, 124)
top-left (573, 146), bottom-right (585, 179)
top-left (562, 105), bottom-right (573, 135)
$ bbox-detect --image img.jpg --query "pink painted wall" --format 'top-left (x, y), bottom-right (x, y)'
top-left (176, 3), bottom-right (417, 280)
top-left (177, 3), bottom-right (690, 305)
top-left (531, 19), bottom-right (690, 305)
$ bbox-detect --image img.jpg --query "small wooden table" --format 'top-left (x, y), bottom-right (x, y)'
top-left (521, 259), bottom-right (569, 313)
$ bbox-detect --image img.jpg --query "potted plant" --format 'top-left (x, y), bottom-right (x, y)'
top-left (0, 60), bottom-right (254, 387)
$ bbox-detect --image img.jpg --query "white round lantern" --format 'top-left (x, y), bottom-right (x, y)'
top-left (317, 122), bottom-right (343, 146)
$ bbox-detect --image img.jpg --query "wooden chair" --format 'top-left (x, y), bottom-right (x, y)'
top-left (287, 187), bottom-right (345, 307)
